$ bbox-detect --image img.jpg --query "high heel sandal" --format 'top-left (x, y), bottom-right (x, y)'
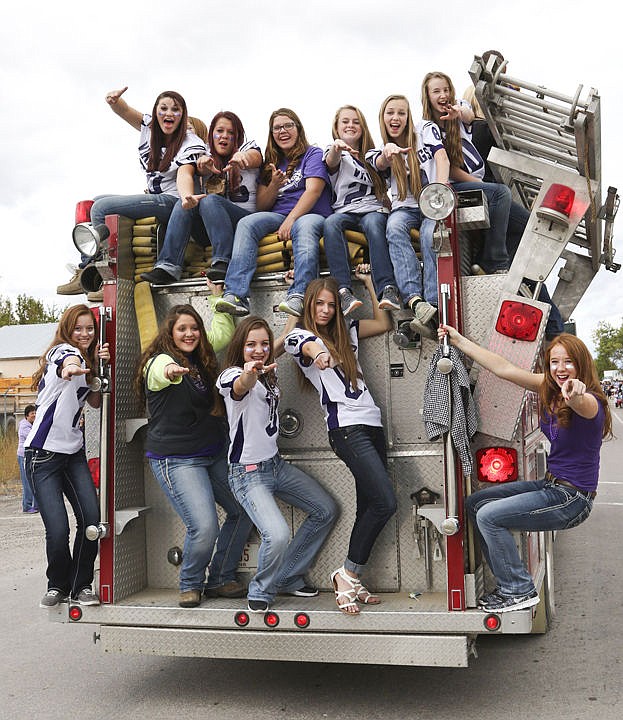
top-left (330, 567), bottom-right (360, 615)
top-left (353, 579), bottom-right (381, 605)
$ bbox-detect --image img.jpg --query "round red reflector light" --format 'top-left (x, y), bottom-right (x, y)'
top-left (484, 614), bottom-right (501, 631)
top-left (496, 300), bottom-right (543, 342)
top-left (294, 613), bottom-right (310, 629)
top-left (476, 447), bottom-right (518, 483)
top-left (264, 612), bottom-right (280, 628)
top-left (69, 605), bottom-right (83, 622)
top-left (234, 612), bottom-right (250, 627)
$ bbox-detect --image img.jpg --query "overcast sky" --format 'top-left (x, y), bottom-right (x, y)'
top-left (2, 0), bottom-right (620, 351)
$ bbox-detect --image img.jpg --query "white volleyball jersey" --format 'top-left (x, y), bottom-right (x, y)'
top-left (284, 322), bottom-right (382, 431)
top-left (323, 147), bottom-right (387, 215)
top-left (25, 343), bottom-right (90, 454)
top-left (366, 121), bottom-right (443, 210)
top-left (217, 366), bottom-right (280, 464)
top-left (445, 100), bottom-right (485, 180)
top-left (138, 114), bottom-right (207, 196)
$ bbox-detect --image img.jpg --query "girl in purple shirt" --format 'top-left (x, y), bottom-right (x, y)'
top-left (439, 326), bottom-right (611, 613)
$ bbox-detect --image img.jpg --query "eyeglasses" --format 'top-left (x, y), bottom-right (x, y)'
top-left (272, 122), bottom-right (296, 134)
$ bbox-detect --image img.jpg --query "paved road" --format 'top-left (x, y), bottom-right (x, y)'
top-left (1, 408), bottom-right (622, 720)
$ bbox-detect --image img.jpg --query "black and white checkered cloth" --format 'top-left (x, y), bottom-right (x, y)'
top-left (423, 346), bottom-right (478, 476)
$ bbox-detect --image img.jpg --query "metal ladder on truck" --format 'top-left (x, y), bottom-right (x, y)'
top-left (469, 52), bottom-right (619, 325)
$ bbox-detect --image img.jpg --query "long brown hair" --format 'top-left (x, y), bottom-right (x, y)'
top-left (421, 72), bottom-right (464, 169)
top-left (378, 94), bottom-right (422, 201)
top-left (208, 111), bottom-right (247, 195)
top-left (539, 333), bottom-right (612, 438)
top-left (147, 91), bottom-right (189, 173)
top-left (301, 277), bottom-right (360, 391)
top-left (135, 304), bottom-right (221, 411)
top-left (31, 304), bottom-right (98, 390)
top-left (224, 316), bottom-right (277, 387)
top-left (332, 104), bottom-right (387, 202)
top-left (261, 108), bottom-right (309, 184)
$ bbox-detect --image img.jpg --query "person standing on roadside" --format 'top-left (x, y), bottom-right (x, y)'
top-left (18, 405), bottom-right (37, 513)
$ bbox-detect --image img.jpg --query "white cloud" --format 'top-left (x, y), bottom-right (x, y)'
top-left (2, 0), bottom-right (620, 345)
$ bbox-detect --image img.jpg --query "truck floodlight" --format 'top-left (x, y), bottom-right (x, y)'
top-left (75, 200), bottom-right (94, 225)
top-left (72, 222), bottom-right (110, 259)
top-left (476, 447), bottom-right (518, 483)
top-left (536, 183), bottom-right (575, 226)
top-left (495, 300), bottom-right (543, 342)
top-left (419, 183), bottom-right (456, 221)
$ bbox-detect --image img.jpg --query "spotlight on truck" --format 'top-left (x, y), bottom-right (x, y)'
top-left (72, 223), bottom-right (110, 261)
top-left (419, 183), bottom-right (457, 221)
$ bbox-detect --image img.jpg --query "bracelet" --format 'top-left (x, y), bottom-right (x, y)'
top-left (64, 362), bottom-right (82, 369)
top-left (314, 351), bottom-right (327, 360)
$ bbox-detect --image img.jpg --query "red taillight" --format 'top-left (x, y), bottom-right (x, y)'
top-left (496, 300), bottom-right (543, 341)
top-left (234, 611), bottom-right (249, 627)
top-left (483, 614), bottom-right (501, 631)
top-left (537, 184), bottom-right (575, 225)
top-left (476, 447), bottom-right (518, 483)
top-left (264, 611), bottom-right (280, 628)
top-left (69, 605), bottom-right (83, 622)
top-left (75, 200), bottom-right (94, 224)
top-left (294, 613), bottom-right (310, 629)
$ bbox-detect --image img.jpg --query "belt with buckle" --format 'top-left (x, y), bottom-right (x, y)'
top-left (545, 471), bottom-right (596, 499)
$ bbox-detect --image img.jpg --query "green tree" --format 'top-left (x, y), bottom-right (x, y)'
top-left (0, 294), bottom-right (64, 327)
top-left (592, 319), bottom-right (623, 377)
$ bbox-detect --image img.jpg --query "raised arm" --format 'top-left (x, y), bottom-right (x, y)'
top-left (438, 323), bottom-right (543, 392)
top-left (105, 87), bottom-right (142, 131)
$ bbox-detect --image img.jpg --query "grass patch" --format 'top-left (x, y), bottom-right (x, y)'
top-left (0, 433), bottom-right (20, 495)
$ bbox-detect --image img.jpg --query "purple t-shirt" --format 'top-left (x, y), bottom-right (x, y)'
top-left (541, 396), bottom-right (605, 492)
top-left (271, 146), bottom-right (332, 217)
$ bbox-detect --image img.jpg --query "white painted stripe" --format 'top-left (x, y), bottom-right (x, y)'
top-left (594, 502), bottom-right (623, 506)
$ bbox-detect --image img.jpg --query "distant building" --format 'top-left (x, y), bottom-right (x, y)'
top-left (0, 323), bottom-right (57, 378)
top-left (603, 369), bottom-right (623, 382)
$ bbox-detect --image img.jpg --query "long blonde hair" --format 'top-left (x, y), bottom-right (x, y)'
top-left (301, 277), bottom-right (360, 391)
top-left (378, 95), bottom-right (422, 201)
top-left (421, 72), bottom-right (464, 169)
top-left (32, 305), bottom-right (98, 390)
top-left (332, 105), bottom-right (387, 202)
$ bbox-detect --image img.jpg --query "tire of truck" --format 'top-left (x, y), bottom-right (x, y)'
top-left (531, 530), bottom-right (555, 633)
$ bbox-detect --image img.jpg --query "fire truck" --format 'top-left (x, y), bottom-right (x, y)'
top-left (52, 53), bottom-right (618, 667)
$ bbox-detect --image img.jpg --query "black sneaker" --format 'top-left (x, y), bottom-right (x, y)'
top-left (482, 589), bottom-right (539, 613)
top-left (74, 587), bottom-right (100, 606)
top-left (205, 261), bottom-right (228, 283)
top-left (140, 267), bottom-right (177, 285)
top-left (339, 288), bottom-right (363, 316)
top-left (40, 589), bottom-right (68, 608)
top-left (477, 588), bottom-right (502, 607)
top-left (248, 599), bottom-right (270, 613)
top-left (215, 293), bottom-right (250, 316)
top-left (378, 286), bottom-right (401, 311)
top-left (284, 585), bottom-right (319, 598)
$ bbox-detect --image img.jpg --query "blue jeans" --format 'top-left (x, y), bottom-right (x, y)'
top-left (149, 451), bottom-right (253, 592)
top-left (506, 202), bottom-right (564, 338)
top-left (225, 212), bottom-right (324, 299)
top-left (26, 448), bottom-right (100, 598)
top-left (452, 180), bottom-right (511, 272)
top-left (18, 454), bottom-right (37, 511)
top-left (154, 195), bottom-right (250, 279)
top-left (323, 211), bottom-right (395, 297)
top-left (228, 453), bottom-right (337, 602)
top-left (466, 478), bottom-right (593, 596)
top-left (328, 425), bottom-right (397, 574)
top-left (385, 208), bottom-right (438, 305)
top-left (84, 193), bottom-right (178, 267)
